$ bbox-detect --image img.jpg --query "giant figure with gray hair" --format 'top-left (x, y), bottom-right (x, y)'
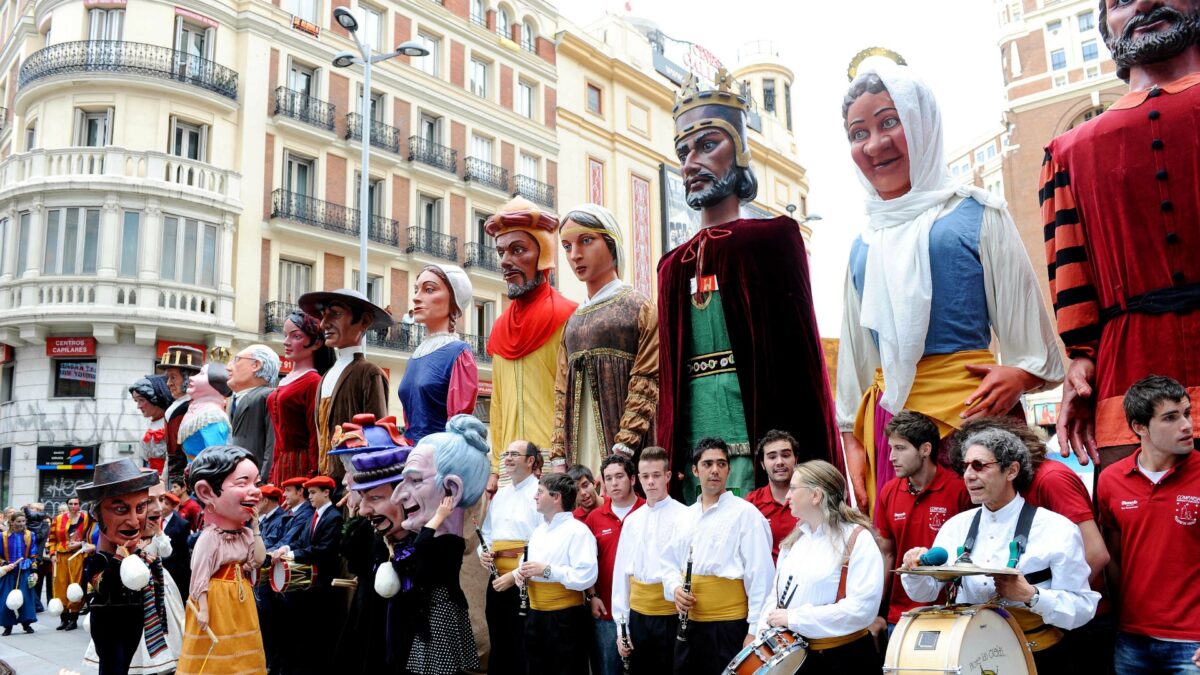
top-left (227, 343), bottom-right (281, 477)
top-left (550, 203), bottom-right (659, 477)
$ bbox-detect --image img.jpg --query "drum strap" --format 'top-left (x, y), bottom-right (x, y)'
top-left (960, 502), bottom-right (1052, 583)
top-left (835, 526), bottom-right (866, 602)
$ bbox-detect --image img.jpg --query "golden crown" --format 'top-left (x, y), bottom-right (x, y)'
top-left (672, 67), bottom-right (750, 119)
top-left (846, 47), bottom-right (908, 82)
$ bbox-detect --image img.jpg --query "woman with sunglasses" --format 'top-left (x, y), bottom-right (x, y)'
top-left (900, 427), bottom-right (1099, 672)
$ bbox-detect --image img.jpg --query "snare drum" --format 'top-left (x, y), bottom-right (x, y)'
top-left (269, 559), bottom-right (314, 593)
top-left (883, 604), bottom-right (1037, 675)
top-left (723, 627), bottom-right (807, 675)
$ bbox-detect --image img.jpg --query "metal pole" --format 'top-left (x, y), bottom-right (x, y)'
top-left (358, 53), bottom-right (372, 297)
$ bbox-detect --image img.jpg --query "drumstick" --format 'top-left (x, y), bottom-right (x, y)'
top-left (185, 599), bottom-right (220, 643)
top-left (331, 578), bottom-right (357, 589)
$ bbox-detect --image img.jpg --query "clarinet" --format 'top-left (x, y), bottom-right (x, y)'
top-left (473, 517), bottom-right (498, 580)
top-left (676, 545), bottom-right (693, 642)
top-left (518, 544), bottom-right (529, 617)
top-left (619, 618), bottom-right (632, 675)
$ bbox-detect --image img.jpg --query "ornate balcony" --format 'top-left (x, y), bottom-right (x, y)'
top-left (406, 226), bottom-right (458, 262)
top-left (513, 174), bottom-right (555, 209)
top-left (274, 87), bottom-right (336, 131)
top-left (19, 40), bottom-right (238, 100)
top-left (345, 113), bottom-right (402, 154)
top-left (464, 157), bottom-right (509, 193)
top-left (470, 15), bottom-right (488, 29)
top-left (263, 301), bottom-right (299, 334)
top-left (462, 332), bottom-right (493, 364)
top-left (408, 136), bottom-right (457, 174)
top-left (271, 189), bottom-right (400, 247)
top-left (464, 242), bottom-right (502, 273)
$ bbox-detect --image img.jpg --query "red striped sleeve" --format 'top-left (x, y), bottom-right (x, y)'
top-left (1040, 148), bottom-right (1100, 354)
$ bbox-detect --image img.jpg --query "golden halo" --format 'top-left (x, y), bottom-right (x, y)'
top-left (847, 47), bottom-right (908, 82)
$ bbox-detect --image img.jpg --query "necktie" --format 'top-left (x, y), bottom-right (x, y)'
top-left (310, 510), bottom-right (319, 537)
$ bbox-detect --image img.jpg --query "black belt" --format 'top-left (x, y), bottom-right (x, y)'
top-left (1099, 282), bottom-right (1200, 325)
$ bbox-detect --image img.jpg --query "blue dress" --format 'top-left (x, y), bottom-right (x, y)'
top-left (397, 340), bottom-right (472, 444)
top-left (0, 531), bottom-right (39, 626)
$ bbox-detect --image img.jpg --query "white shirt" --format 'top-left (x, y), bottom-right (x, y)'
top-left (661, 491), bottom-right (775, 626)
top-left (755, 522), bottom-right (883, 639)
top-left (313, 501), bottom-right (332, 521)
top-left (259, 506), bottom-right (280, 524)
top-left (611, 497), bottom-right (690, 624)
top-left (321, 345), bottom-right (364, 397)
top-left (527, 511), bottom-right (598, 591)
top-left (901, 495), bottom-right (1098, 630)
top-left (479, 473), bottom-right (541, 555)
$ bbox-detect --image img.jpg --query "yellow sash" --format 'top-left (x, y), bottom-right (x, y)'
top-left (854, 349), bottom-right (996, 516)
top-left (807, 628), bottom-right (869, 651)
top-left (629, 578), bottom-right (676, 616)
top-left (492, 540), bottom-right (525, 575)
top-left (528, 581), bottom-right (584, 611)
top-left (689, 575), bottom-right (747, 622)
top-left (1010, 607), bottom-right (1064, 652)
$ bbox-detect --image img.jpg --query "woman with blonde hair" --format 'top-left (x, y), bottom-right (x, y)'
top-left (754, 460), bottom-right (884, 673)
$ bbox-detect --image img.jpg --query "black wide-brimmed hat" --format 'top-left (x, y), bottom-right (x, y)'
top-left (75, 458), bottom-right (160, 503)
top-left (297, 288), bottom-right (395, 330)
top-left (156, 345), bottom-right (204, 373)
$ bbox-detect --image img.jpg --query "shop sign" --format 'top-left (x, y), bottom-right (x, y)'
top-left (46, 337), bottom-right (97, 357)
top-left (37, 445), bottom-right (98, 471)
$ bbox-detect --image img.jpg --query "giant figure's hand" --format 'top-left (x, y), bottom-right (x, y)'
top-left (486, 474), bottom-right (498, 497)
top-left (1057, 357), bottom-right (1099, 466)
top-left (841, 432), bottom-right (869, 511)
top-left (961, 364), bottom-right (1042, 421)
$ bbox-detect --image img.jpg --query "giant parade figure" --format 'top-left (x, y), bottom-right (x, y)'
top-left (658, 69), bottom-right (840, 500)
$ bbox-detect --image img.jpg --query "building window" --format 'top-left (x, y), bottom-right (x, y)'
top-left (521, 20), bottom-right (536, 52)
top-left (516, 80), bottom-right (534, 119)
top-left (88, 8), bottom-right (123, 40)
top-left (42, 208), bottom-right (99, 276)
top-left (174, 17), bottom-right (214, 62)
top-left (284, 153), bottom-right (315, 197)
top-left (16, 212), bottom-right (30, 276)
top-left (470, 58), bottom-right (489, 98)
top-left (471, 134), bottom-right (493, 162)
top-left (519, 152), bottom-right (538, 179)
top-left (24, 123), bottom-right (36, 151)
top-left (1085, 65), bottom-right (1100, 79)
top-left (417, 31), bottom-right (440, 77)
top-left (469, 0), bottom-right (484, 25)
top-left (974, 148), bottom-right (987, 164)
top-left (496, 8), bottom-right (510, 38)
top-left (762, 78), bottom-right (776, 113)
top-left (351, 271), bottom-right (383, 305)
top-left (356, 86), bottom-right (384, 121)
top-left (285, 0), bottom-right (317, 23)
top-left (1047, 19), bottom-right (1062, 34)
top-left (288, 61), bottom-right (317, 98)
top-left (170, 117), bottom-right (208, 161)
top-left (355, 173), bottom-right (384, 221)
top-left (474, 298), bottom-right (494, 336)
top-left (119, 211), bottom-right (140, 278)
top-left (0, 362), bottom-right (13, 404)
top-left (160, 216), bottom-right (218, 287)
top-left (74, 109), bottom-right (113, 147)
top-left (278, 259), bottom-right (312, 303)
top-left (1050, 48), bottom-right (1066, 70)
top-left (53, 359), bottom-right (97, 398)
top-left (784, 82), bottom-right (793, 131)
top-left (0, 218), bottom-right (6, 276)
top-left (1077, 11), bottom-right (1094, 32)
top-left (420, 114), bottom-right (441, 144)
top-left (586, 83), bottom-right (602, 115)
top-left (474, 210), bottom-right (492, 244)
top-left (419, 195), bottom-right (442, 233)
top-left (1053, 74), bottom-right (1068, 87)
top-left (361, 4), bottom-right (383, 51)
top-left (1081, 39), bottom-right (1098, 62)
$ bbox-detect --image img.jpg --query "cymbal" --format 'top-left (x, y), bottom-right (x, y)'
top-left (895, 564), bottom-right (1021, 581)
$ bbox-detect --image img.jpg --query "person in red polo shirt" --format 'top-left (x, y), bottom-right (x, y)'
top-left (1099, 375), bottom-right (1200, 673)
top-left (583, 455), bottom-right (645, 675)
top-left (873, 411), bottom-right (971, 634)
top-left (570, 464), bottom-right (602, 520)
top-left (745, 430), bottom-right (799, 562)
top-left (170, 477), bottom-right (202, 532)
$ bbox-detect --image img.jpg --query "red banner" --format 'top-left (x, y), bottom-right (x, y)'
top-left (46, 337), bottom-right (96, 358)
top-left (154, 340), bottom-right (207, 361)
top-left (478, 381), bottom-right (493, 396)
top-left (0, 345), bottom-right (12, 364)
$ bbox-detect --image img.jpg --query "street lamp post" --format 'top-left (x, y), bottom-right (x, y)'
top-left (332, 7), bottom-right (428, 297)
top-left (785, 203), bottom-right (823, 225)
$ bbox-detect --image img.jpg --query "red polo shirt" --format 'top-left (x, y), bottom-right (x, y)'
top-left (874, 464), bottom-right (972, 624)
top-left (1024, 458), bottom-right (1094, 524)
top-left (583, 495), bottom-right (644, 621)
top-left (178, 497), bottom-right (202, 532)
top-left (1098, 449), bottom-right (1200, 641)
top-left (746, 486), bottom-right (798, 562)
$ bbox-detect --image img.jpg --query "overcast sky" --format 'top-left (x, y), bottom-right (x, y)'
top-left (556, 0), bottom-right (1009, 336)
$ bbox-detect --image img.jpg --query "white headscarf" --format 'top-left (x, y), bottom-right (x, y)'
top-left (850, 62), bottom-right (1003, 414)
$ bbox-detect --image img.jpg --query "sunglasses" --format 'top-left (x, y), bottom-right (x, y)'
top-left (962, 459), bottom-right (1000, 473)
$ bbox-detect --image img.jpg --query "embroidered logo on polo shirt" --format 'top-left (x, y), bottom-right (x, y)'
top-left (1120, 500), bottom-right (1139, 511)
top-left (893, 511), bottom-right (907, 523)
top-left (1176, 496), bottom-right (1199, 526)
top-left (928, 507), bottom-right (948, 532)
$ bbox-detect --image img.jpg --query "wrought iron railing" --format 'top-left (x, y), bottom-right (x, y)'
top-left (263, 301), bottom-right (300, 334)
top-left (408, 136), bottom-right (457, 174)
top-left (464, 157), bottom-right (509, 192)
top-left (462, 332), bottom-right (493, 364)
top-left (345, 113), bottom-right (402, 154)
top-left (0, 106), bottom-right (7, 131)
top-left (19, 40), bottom-right (239, 100)
top-left (274, 87), bottom-right (336, 131)
top-left (513, 174), bottom-right (555, 209)
top-left (368, 324), bottom-right (423, 352)
top-left (406, 226), bottom-right (458, 262)
top-left (470, 15), bottom-right (488, 29)
top-left (272, 189), bottom-right (400, 246)
top-left (464, 242), bottom-right (502, 273)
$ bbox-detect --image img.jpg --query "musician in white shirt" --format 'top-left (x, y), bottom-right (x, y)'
top-left (755, 460), bottom-right (883, 673)
top-left (901, 428), bottom-right (1099, 672)
top-left (611, 447), bottom-right (690, 674)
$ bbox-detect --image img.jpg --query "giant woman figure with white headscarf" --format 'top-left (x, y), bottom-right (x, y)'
top-left (836, 55), bottom-right (1064, 514)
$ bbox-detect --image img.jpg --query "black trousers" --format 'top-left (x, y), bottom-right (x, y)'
top-left (1033, 638), bottom-right (1073, 673)
top-left (800, 634), bottom-right (879, 674)
top-left (629, 611), bottom-right (678, 675)
top-left (484, 583), bottom-right (525, 675)
top-left (90, 604), bottom-right (145, 675)
top-left (673, 618), bottom-right (747, 675)
top-left (524, 604), bottom-right (591, 675)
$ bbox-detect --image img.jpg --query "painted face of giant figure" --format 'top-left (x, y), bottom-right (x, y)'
top-left (393, 444), bottom-right (455, 532)
top-left (320, 301), bottom-right (375, 350)
top-left (390, 415), bottom-right (491, 535)
top-left (676, 127), bottom-right (742, 210)
top-left (192, 453), bottom-right (262, 531)
top-left (357, 483), bottom-right (406, 541)
top-left (496, 230), bottom-right (542, 299)
top-left (97, 490), bottom-right (153, 552)
top-left (1101, 0), bottom-right (1200, 80)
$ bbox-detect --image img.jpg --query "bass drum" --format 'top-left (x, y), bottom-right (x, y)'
top-left (884, 604), bottom-right (1037, 675)
top-left (723, 627), bottom-right (807, 675)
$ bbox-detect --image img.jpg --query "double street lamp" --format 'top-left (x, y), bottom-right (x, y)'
top-left (331, 7), bottom-right (428, 297)
top-left (785, 203), bottom-right (823, 225)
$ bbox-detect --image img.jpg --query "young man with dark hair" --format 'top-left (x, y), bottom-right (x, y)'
top-left (874, 411), bottom-right (971, 634)
top-left (611, 447), bottom-right (689, 674)
top-left (745, 429), bottom-right (799, 561)
top-left (569, 464), bottom-right (601, 519)
top-left (170, 478), bottom-right (202, 532)
top-left (583, 454), bottom-right (645, 675)
top-left (663, 437), bottom-right (773, 674)
top-left (1099, 375), bottom-right (1200, 672)
top-left (518, 473), bottom-right (599, 675)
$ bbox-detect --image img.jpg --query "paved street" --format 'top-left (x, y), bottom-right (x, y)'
top-left (0, 612), bottom-right (92, 675)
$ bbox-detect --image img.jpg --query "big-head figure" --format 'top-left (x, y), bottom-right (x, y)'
top-left (392, 414), bottom-right (491, 537)
top-left (657, 69), bottom-right (841, 501)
